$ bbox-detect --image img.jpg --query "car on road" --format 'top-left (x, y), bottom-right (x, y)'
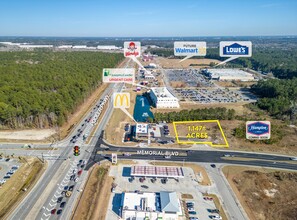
top-left (64, 186), bottom-right (69, 190)
top-left (210, 164), bottom-right (216, 168)
top-left (78, 170), bottom-right (83, 176)
top-left (188, 207), bottom-right (195, 211)
top-left (188, 211), bottom-right (197, 215)
top-left (209, 215), bottom-right (222, 220)
top-left (141, 185), bottom-right (149, 189)
top-left (164, 155), bottom-right (171, 159)
top-left (290, 157), bottom-right (297, 161)
top-left (207, 209), bottom-right (220, 213)
top-left (189, 217), bottom-right (198, 220)
top-left (57, 209), bottom-right (63, 215)
top-left (51, 209), bottom-right (56, 215)
top-left (60, 202), bottom-right (66, 208)
top-left (12, 165), bottom-right (19, 169)
top-left (223, 154), bottom-right (231, 157)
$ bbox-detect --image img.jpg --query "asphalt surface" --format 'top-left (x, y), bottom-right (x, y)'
top-left (5, 57), bottom-right (297, 220)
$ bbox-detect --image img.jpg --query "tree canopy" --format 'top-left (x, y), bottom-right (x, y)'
top-left (0, 51), bottom-right (123, 128)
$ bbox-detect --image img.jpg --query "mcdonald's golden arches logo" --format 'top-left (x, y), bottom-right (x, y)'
top-left (113, 93), bottom-right (130, 108)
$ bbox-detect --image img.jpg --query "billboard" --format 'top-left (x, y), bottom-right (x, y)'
top-left (246, 121), bottom-right (271, 140)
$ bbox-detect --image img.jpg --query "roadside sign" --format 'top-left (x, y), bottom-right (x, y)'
top-left (246, 121), bottom-right (271, 140)
top-left (111, 153), bottom-right (117, 164)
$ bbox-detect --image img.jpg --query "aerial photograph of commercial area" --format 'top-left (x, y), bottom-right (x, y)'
top-left (0, 0), bottom-right (296, 220)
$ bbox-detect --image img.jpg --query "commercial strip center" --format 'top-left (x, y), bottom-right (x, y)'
top-left (109, 163), bottom-right (222, 220)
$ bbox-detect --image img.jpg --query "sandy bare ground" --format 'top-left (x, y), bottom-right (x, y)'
top-left (157, 57), bottom-right (220, 69)
top-left (0, 129), bottom-right (55, 141)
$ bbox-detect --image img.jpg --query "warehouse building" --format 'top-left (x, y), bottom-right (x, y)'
top-left (121, 191), bottom-right (182, 220)
top-left (149, 87), bottom-right (180, 108)
top-left (205, 69), bottom-right (255, 81)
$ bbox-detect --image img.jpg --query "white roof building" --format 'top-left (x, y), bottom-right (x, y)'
top-left (149, 87), bottom-right (179, 108)
top-left (206, 69), bottom-right (255, 81)
top-left (97, 45), bottom-right (120, 50)
top-left (121, 191), bottom-right (182, 220)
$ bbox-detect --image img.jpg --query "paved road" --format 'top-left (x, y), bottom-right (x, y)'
top-left (7, 56), bottom-right (297, 220)
top-left (9, 59), bottom-right (133, 220)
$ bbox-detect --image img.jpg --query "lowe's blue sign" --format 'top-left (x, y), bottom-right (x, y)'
top-left (223, 43), bottom-right (249, 56)
top-left (220, 41), bottom-right (252, 57)
top-left (246, 121), bottom-right (271, 140)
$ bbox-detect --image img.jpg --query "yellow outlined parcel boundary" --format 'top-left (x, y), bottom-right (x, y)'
top-left (173, 120), bottom-right (229, 147)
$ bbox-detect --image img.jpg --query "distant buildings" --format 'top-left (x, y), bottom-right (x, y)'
top-left (0, 42), bottom-right (121, 51)
top-left (97, 45), bottom-right (121, 50)
top-left (149, 87), bottom-right (180, 108)
top-left (204, 69), bottom-right (255, 81)
top-left (121, 191), bottom-right (182, 220)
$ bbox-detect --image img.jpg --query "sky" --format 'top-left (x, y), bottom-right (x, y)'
top-left (0, 0), bottom-right (296, 37)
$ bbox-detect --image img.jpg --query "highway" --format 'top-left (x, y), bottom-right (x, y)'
top-left (5, 56), bottom-right (297, 220)
top-left (8, 59), bottom-right (132, 220)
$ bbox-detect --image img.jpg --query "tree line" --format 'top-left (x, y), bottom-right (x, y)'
top-left (0, 51), bottom-right (123, 128)
top-left (153, 107), bottom-right (236, 122)
top-left (250, 78), bottom-right (297, 122)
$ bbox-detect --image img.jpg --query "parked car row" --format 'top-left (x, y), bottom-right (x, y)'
top-left (0, 165), bottom-right (19, 185)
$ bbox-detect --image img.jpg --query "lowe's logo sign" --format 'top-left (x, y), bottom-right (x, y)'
top-left (246, 121), bottom-right (271, 140)
top-left (223, 43), bottom-right (249, 56)
top-left (220, 41), bottom-right (252, 57)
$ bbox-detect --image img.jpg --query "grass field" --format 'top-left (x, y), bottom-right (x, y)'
top-left (222, 166), bottom-right (297, 220)
top-left (72, 163), bottom-right (112, 220)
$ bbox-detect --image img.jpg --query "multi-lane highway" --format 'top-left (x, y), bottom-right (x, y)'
top-left (5, 56), bottom-right (297, 220)
top-left (8, 59), bottom-right (132, 220)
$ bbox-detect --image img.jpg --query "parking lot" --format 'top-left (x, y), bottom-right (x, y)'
top-left (165, 69), bottom-right (214, 87)
top-left (175, 87), bottom-right (257, 104)
top-left (106, 163), bottom-right (221, 220)
top-left (0, 158), bottom-right (21, 186)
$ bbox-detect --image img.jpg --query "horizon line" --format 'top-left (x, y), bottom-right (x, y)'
top-left (0, 34), bottom-right (297, 38)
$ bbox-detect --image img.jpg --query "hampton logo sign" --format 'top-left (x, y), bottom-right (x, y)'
top-left (246, 121), bottom-right (271, 140)
top-left (220, 41), bottom-right (252, 57)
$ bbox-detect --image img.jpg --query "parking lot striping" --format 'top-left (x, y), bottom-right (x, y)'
top-left (49, 203), bottom-right (56, 207)
top-left (173, 120), bottom-right (229, 147)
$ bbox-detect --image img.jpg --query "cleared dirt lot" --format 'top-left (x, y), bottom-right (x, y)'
top-left (157, 57), bottom-right (220, 69)
top-left (223, 166), bottom-right (297, 220)
top-left (0, 157), bottom-right (45, 219)
top-left (72, 163), bottom-right (113, 220)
